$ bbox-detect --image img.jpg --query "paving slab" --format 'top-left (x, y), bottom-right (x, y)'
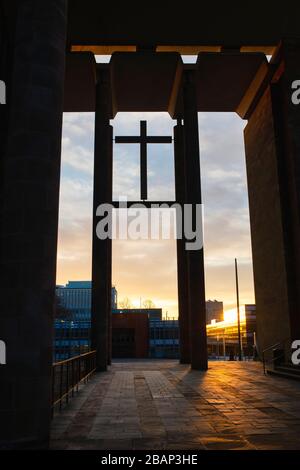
top-left (50, 360), bottom-right (300, 450)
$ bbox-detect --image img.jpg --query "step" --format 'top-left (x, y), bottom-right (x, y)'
top-left (276, 365), bottom-right (300, 376)
top-left (267, 369), bottom-right (300, 382)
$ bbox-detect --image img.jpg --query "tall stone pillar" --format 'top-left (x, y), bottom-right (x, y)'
top-left (275, 39), bottom-right (300, 342)
top-left (0, 4), bottom-right (14, 192)
top-left (174, 121), bottom-right (191, 364)
top-left (0, 0), bottom-right (67, 449)
top-left (107, 156), bottom-right (113, 366)
top-left (91, 69), bottom-right (113, 371)
top-left (182, 70), bottom-right (208, 370)
top-left (107, 240), bottom-right (112, 366)
top-left (244, 39), bottom-right (300, 352)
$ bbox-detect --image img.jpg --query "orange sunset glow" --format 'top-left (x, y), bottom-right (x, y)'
top-left (56, 111), bottom-right (255, 318)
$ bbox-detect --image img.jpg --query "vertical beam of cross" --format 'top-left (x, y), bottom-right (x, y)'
top-left (115, 120), bottom-right (172, 200)
top-left (140, 120), bottom-right (147, 200)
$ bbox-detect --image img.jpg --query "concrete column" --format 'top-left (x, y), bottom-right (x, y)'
top-left (0, 5), bottom-right (14, 193)
top-left (108, 116), bottom-right (113, 366)
top-left (182, 70), bottom-right (208, 371)
top-left (91, 70), bottom-right (113, 371)
top-left (174, 121), bottom-right (191, 364)
top-left (244, 39), bottom-right (300, 352)
top-left (275, 39), bottom-right (300, 341)
top-left (0, 29), bottom-right (7, 207)
top-left (0, 0), bottom-right (67, 449)
top-left (107, 239), bottom-right (112, 366)
top-left (107, 152), bottom-right (113, 365)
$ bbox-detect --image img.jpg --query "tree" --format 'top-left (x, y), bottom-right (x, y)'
top-left (143, 299), bottom-right (155, 309)
top-left (119, 297), bottom-right (132, 309)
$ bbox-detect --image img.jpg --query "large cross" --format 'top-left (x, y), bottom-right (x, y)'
top-left (115, 120), bottom-right (172, 200)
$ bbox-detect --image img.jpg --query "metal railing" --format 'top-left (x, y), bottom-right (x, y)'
top-left (262, 338), bottom-right (290, 375)
top-left (52, 350), bottom-right (97, 412)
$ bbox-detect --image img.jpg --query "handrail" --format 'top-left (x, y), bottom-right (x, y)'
top-left (53, 350), bottom-right (95, 367)
top-left (262, 338), bottom-right (291, 375)
top-left (52, 350), bottom-right (97, 414)
top-left (262, 340), bottom-right (288, 355)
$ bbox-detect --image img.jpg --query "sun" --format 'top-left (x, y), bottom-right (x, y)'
top-left (223, 306), bottom-right (246, 324)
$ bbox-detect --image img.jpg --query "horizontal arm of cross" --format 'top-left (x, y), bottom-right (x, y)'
top-left (146, 137), bottom-right (172, 144)
top-left (115, 136), bottom-right (141, 144)
top-left (115, 136), bottom-right (172, 144)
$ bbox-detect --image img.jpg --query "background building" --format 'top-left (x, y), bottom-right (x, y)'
top-left (111, 309), bottom-right (164, 358)
top-left (111, 286), bottom-right (118, 309)
top-left (149, 319), bottom-right (179, 359)
top-left (54, 281), bottom-right (118, 360)
top-left (206, 304), bottom-right (256, 359)
top-left (206, 300), bottom-right (224, 323)
top-left (112, 312), bottom-right (149, 358)
top-left (54, 282), bottom-right (255, 361)
top-left (56, 281), bottom-right (118, 321)
top-left (56, 281), bottom-right (92, 321)
top-left (244, 304), bottom-right (257, 352)
top-left (54, 320), bottom-right (90, 360)
top-left (113, 308), bottom-right (162, 322)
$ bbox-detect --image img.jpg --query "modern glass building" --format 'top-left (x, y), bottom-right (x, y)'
top-left (56, 281), bottom-right (118, 321)
top-left (206, 300), bottom-right (224, 323)
top-left (149, 319), bottom-right (179, 359)
top-left (54, 320), bottom-right (91, 360)
top-left (206, 304), bottom-right (257, 359)
top-left (112, 308), bottom-right (162, 322)
top-left (54, 281), bottom-right (256, 362)
top-left (54, 281), bottom-right (118, 361)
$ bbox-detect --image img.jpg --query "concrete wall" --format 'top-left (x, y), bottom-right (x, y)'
top-left (244, 86), bottom-right (291, 353)
top-left (0, 0), bottom-right (67, 449)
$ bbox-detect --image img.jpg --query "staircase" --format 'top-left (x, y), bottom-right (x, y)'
top-left (262, 338), bottom-right (300, 381)
top-left (267, 363), bottom-right (300, 381)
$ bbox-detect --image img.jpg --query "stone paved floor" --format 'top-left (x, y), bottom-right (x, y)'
top-left (50, 360), bottom-right (300, 450)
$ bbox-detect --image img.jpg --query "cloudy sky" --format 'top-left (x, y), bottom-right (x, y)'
top-left (56, 57), bottom-right (255, 317)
